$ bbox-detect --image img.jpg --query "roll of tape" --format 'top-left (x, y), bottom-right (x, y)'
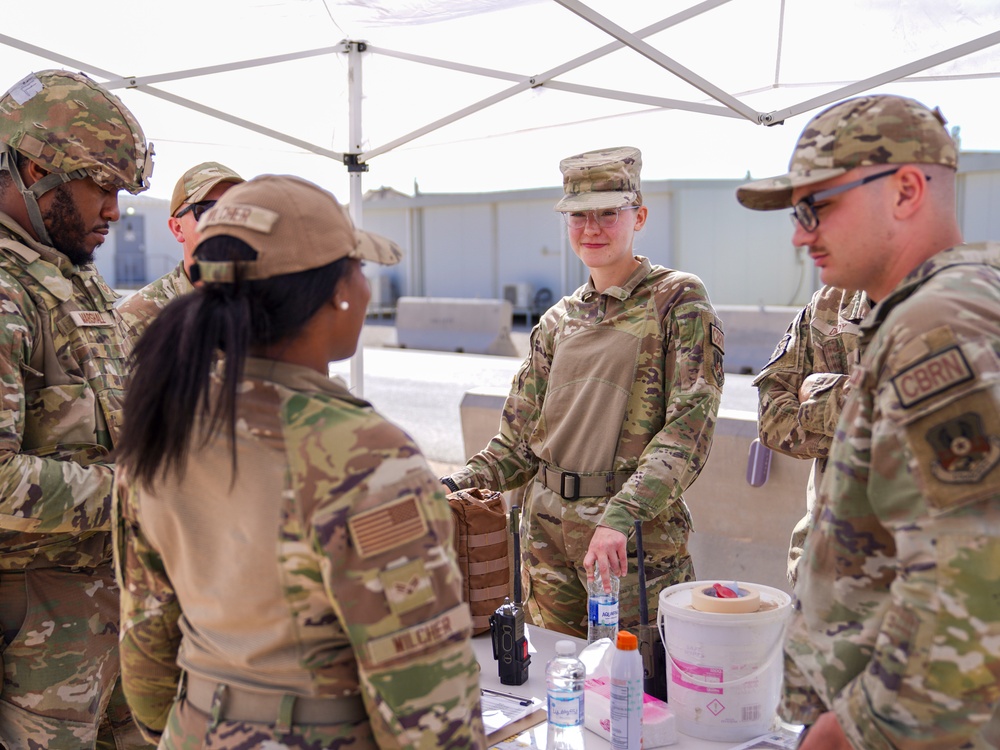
top-left (690, 585), bottom-right (761, 614)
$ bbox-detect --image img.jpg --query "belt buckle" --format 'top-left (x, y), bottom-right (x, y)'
top-left (560, 471), bottom-right (581, 501)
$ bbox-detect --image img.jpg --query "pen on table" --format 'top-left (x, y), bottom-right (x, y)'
top-left (481, 687), bottom-right (533, 706)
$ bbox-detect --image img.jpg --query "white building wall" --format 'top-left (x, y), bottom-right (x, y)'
top-left (361, 179), bottom-right (833, 310)
top-left (109, 154), bottom-right (1000, 304)
top-left (422, 204), bottom-right (495, 299)
top-left (960, 172), bottom-right (1000, 243)
top-left (495, 200), bottom-right (565, 299)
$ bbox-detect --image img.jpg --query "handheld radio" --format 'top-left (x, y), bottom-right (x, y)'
top-left (489, 505), bottom-right (530, 685)
top-left (635, 519), bottom-right (668, 701)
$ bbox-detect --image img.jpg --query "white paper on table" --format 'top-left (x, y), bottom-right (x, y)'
top-left (481, 688), bottom-right (544, 737)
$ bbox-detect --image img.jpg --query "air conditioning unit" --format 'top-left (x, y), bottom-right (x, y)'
top-left (503, 282), bottom-right (534, 310)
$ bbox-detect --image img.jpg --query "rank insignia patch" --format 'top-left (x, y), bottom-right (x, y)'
top-left (380, 558), bottom-right (435, 616)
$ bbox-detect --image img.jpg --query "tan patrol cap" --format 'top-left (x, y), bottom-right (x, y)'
top-left (192, 174), bottom-right (401, 283)
top-left (737, 94), bottom-right (957, 211)
top-left (170, 161), bottom-right (244, 216)
top-left (554, 146), bottom-right (642, 212)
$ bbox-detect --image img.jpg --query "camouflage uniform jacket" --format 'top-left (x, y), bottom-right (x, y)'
top-left (115, 358), bottom-right (485, 748)
top-left (754, 286), bottom-right (870, 460)
top-left (451, 256), bottom-right (723, 537)
top-left (753, 286), bottom-right (871, 582)
top-left (0, 212), bottom-right (129, 570)
top-left (116, 261), bottom-right (192, 341)
top-left (785, 244), bottom-right (1000, 748)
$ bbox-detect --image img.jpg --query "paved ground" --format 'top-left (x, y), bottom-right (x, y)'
top-left (342, 319), bottom-right (758, 478)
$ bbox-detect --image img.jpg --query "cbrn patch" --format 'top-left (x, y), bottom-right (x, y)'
top-left (890, 345), bottom-right (973, 408)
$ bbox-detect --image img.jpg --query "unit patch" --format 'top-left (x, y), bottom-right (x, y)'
top-left (380, 558), bottom-right (435, 616)
top-left (890, 346), bottom-right (973, 408)
top-left (925, 412), bottom-right (1000, 484)
top-left (348, 496), bottom-right (428, 559)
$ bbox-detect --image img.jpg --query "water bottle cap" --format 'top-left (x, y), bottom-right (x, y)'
top-left (555, 640), bottom-right (576, 656)
top-left (615, 631), bottom-right (638, 650)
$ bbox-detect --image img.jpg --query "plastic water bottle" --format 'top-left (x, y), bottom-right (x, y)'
top-left (545, 640), bottom-right (586, 750)
top-left (588, 568), bottom-right (620, 643)
top-left (610, 630), bottom-right (643, 750)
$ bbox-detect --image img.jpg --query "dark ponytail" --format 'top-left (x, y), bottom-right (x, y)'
top-left (118, 236), bottom-right (350, 487)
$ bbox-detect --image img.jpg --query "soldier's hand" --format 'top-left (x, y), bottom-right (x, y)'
top-left (797, 712), bottom-right (851, 750)
top-left (584, 526), bottom-right (628, 591)
top-left (799, 372), bottom-right (839, 403)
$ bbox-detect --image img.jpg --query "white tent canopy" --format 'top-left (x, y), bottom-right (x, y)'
top-left (2, 0), bottom-right (999, 203)
top-left (3, 0), bottom-right (1000, 392)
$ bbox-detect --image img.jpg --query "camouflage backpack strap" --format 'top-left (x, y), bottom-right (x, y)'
top-left (445, 488), bottom-right (511, 635)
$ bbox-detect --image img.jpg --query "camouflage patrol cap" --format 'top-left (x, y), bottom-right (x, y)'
top-left (170, 162), bottom-right (244, 216)
top-left (0, 70), bottom-right (153, 194)
top-left (737, 94), bottom-right (957, 210)
top-left (554, 146), bottom-right (642, 212)
top-left (193, 174), bottom-right (401, 283)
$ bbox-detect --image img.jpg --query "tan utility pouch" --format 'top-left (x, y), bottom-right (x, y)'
top-left (447, 488), bottom-right (511, 636)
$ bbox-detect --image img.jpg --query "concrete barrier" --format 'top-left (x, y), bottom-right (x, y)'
top-left (460, 391), bottom-right (809, 594)
top-left (396, 297), bottom-right (518, 356)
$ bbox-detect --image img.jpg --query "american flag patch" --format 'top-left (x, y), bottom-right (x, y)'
top-left (348, 496), bottom-right (428, 558)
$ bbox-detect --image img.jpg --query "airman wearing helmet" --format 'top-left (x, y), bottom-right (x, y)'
top-left (0, 70), bottom-right (154, 750)
top-left (0, 69), bottom-right (152, 262)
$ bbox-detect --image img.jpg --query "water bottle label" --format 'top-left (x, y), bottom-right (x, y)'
top-left (589, 596), bottom-right (619, 626)
top-left (547, 690), bottom-right (584, 727)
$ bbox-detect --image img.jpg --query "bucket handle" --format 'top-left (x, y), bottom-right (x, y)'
top-left (657, 606), bottom-right (788, 690)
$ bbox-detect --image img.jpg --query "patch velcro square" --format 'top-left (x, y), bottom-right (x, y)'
top-left (348, 496), bottom-right (428, 559)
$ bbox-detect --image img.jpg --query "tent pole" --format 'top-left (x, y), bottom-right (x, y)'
top-left (347, 39), bottom-right (367, 398)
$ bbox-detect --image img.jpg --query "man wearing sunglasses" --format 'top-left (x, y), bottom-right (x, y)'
top-left (119, 162), bottom-right (243, 339)
top-left (739, 95), bottom-right (1000, 749)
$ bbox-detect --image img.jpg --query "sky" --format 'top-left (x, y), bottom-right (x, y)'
top-left (2, 0), bottom-right (1000, 206)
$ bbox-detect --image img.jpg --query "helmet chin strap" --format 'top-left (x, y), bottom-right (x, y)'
top-left (1, 146), bottom-right (87, 248)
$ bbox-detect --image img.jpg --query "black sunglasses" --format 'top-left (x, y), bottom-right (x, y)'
top-left (175, 200), bottom-right (217, 220)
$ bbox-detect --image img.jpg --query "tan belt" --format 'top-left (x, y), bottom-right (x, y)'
top-left (539, 464), bottom-right (632, 501)
top-left (184, 673), bottom-right (367, 726)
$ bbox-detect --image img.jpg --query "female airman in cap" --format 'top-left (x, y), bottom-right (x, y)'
top-left (444, 147), bottom-right (724, 637)
top-left (114, 175), bottom-right (485, 749)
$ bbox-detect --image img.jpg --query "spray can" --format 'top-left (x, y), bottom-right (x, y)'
top-left (610, 630), bottom-right (643, 750)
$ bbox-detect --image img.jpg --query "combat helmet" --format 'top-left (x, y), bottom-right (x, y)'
top-left (0, 70), bottom-right (154, 245)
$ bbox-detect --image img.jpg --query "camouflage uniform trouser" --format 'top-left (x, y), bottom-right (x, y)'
top-left (160, 695), bottom-right (376, 750)
top-left (519, 479), bottom-right (695, 638)
top-left (0, 567), bottom-right (151, 749)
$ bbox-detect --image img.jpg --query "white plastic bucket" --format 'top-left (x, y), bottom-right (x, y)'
top-left (657, 581), bottom-right (791, 742)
